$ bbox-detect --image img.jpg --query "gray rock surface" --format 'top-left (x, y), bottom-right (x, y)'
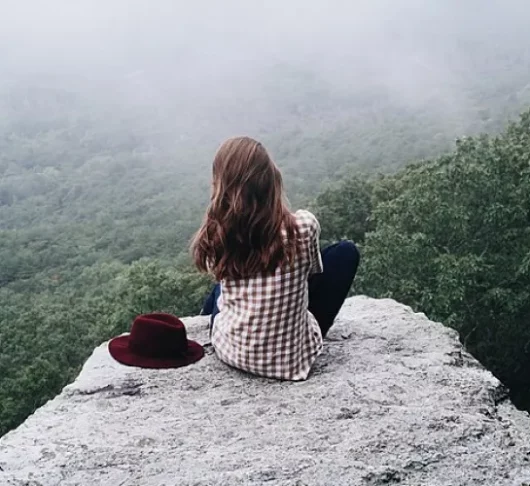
top-left (1, 296), bottom-right (530, 486)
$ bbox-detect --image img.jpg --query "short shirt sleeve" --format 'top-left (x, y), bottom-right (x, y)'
top-left (296, 210), bottom-right (323, 275)
top-left (308, 214), bottom-right (323, 275)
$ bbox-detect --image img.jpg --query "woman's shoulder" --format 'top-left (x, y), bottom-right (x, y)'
top-left (293, 209), bottom-right (320, 235)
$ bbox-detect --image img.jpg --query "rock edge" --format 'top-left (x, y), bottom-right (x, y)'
top-left (1, 296), bottom-right (530, 486)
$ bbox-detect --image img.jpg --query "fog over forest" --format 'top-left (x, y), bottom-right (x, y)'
top-left (3, 0), bottom-right (530, 173)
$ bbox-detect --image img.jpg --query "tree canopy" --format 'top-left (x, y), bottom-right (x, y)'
top-left (314, 111), bottom-right (530, 410)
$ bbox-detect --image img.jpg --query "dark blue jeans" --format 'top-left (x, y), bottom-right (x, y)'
top-left (201, 241), bottom-right (360, 338)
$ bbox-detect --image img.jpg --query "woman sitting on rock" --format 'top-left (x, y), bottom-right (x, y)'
top-left (192, 137), bottom-right (359, 380)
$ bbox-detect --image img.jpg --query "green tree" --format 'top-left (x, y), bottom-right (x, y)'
top-left (312, 176), bottom-right (374, 246)
top-left (357, 112), bottom-right (530, 408)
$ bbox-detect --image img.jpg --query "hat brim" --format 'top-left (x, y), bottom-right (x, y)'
top-left (108, 335), bottom-right (204, 369)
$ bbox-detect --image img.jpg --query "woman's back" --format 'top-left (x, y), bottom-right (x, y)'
top-left (211, 210), bottom-right (324, 380)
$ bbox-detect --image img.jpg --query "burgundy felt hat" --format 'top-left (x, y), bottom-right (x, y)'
top-left (108, 313), bottom-right (204, 368)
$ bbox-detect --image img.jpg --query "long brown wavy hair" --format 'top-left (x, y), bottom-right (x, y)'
top-left (191, 137), bottom-right (299, 280)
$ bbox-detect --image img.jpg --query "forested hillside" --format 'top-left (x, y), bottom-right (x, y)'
top-left (314, 111), bottom-right (530, 410)
top-left (2, 0), bottom-right (530, 436)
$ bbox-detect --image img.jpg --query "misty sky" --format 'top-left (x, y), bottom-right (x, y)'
top-left (2, 0), bottom-right (530, 151)
top-left (3, 1), bottom-right (530, 76)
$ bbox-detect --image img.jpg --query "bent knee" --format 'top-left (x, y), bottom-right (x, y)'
top-left (336, 240), bottom-right (360, 265)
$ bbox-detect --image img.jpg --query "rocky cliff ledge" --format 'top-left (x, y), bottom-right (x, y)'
top-left (1, 296), bottom-right (530, 486)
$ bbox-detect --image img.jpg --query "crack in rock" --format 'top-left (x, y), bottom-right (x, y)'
top-left (73, 381), bottom-right (143, 398)
top-left (336, 407), bottom-right (361, 419)
top-left (363, 468), bottom-right (405, 485)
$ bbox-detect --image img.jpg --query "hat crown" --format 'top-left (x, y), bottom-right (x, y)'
top-left (128, 313), bottom-right (188, 358)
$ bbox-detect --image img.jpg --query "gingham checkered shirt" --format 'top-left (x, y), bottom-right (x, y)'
top-left (211, 210), bottom-right (324, 380)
